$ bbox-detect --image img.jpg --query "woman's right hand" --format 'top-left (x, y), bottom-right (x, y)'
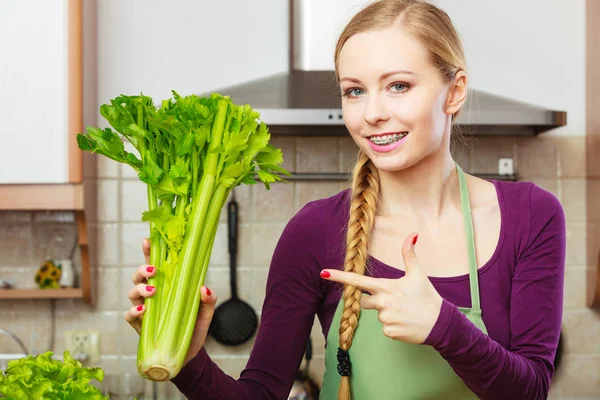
top-left (124, 238), bottom-right (218, 366)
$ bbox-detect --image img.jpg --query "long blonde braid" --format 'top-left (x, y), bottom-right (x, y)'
top-left (338, 150), bottom-right (380, 399)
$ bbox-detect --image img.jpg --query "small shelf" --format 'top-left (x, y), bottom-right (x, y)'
top-left (0, 184), bottom-right (83, 211)
top-left (0, 288), bottom-right (83, 300)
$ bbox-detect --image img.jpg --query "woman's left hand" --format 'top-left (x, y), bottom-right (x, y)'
top-left (320, 233), bottom-right (444, 345)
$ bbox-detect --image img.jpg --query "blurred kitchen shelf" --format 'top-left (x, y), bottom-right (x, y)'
top-left (0, 185), bottom-right (93, 305)
top-left (0, 184), bottom-right (83, 210)
top-left (0, 288), bottom-right (83, 300)
top-left (281, 173), bottom-right (518, 182)
top-left (0, 183), bottom-right (83, 211)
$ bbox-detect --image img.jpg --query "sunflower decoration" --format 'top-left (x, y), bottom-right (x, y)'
top-left (35, 260), bottom-right (63, 289)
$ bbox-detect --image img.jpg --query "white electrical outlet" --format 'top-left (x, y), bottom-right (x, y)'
top-left (498, 158), bottom-right (514, 176)
top-left (64, 330), bottom-right (100, 364)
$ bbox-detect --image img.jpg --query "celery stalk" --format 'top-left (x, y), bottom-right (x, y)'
top-left (77, 91), bottom-right (290, 382)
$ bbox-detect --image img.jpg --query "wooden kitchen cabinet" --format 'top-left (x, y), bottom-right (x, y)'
top-left (0, 0), bottom-right (93, 304)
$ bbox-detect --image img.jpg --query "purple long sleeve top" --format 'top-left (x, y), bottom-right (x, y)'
top-left (171, 180), bottom-right (566, 400)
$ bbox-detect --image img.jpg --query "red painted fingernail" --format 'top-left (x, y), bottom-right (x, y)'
top-left (146, 266), bottom-right (155, 273)
top-left (137, 305), bottom-right (143, 312)
top-left (146, 285), bottom-right (155, 292)
top-left (205, 287), bottom-right (212, 296)
top-left (413, 234), bottom-right (418, 245)
top-left (320, 271), bottom-right (331, 278)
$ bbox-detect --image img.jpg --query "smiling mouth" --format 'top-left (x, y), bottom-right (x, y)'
top-left (368, 132), bottom-right (409, 146)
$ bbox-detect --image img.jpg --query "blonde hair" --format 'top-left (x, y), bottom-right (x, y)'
top-left (335, 1), bottom-right (466, 398)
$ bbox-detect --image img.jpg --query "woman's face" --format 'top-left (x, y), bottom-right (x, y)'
top-left (338, 26), bottom-right (463, 172)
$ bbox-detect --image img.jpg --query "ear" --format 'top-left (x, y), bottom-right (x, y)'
top-left (445, 70), bottom-right (467, 116)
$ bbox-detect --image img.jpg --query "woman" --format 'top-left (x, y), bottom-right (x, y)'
top-left (125, 1), bottom-right (566, 398)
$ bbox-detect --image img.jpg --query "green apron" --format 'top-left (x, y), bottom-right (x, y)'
top-left (320, 163), bottom-right (488, 399)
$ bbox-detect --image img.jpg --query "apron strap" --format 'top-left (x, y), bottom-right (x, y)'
top-left (456, 163), bottom-right (480, 310)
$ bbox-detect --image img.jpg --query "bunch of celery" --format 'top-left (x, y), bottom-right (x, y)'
top-left (77, 91), bottom-right (289, 381)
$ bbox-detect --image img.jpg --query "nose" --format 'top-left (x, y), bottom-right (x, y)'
top-left (363, 94), bottom-right (390, 125)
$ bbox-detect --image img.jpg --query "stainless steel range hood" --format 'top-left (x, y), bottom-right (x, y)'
top-left (208, 2), bottom-right (567, 137)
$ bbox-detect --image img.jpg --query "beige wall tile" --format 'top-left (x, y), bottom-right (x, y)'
top-left (220, 184), bottom-right (251, 224)
top-left (0, 211), bottom-right (31, 223)
top-left (83, 152), bottom-right (98, 180)
top-left (33, 211), bottom-right (75, 223)
top-left (470, 137), bottom-right (514, 174)
top-left (54, 309), bottom-right (120, 355)
top-left (0, 300), bottom-right (52, 354)
top-left (297, 182), bottom-right (344, 209)
top-left (250, 267), bottom-right (269, 313)
top-left (97, 180), bottom-right (119, 222)
top-left (84, 177), bottom-right (98, 225)
top-left (96, 267), bottom-right (120, 311)
top-left (559, 355), bottom-right (600, 397)
top-left (33, 223), bottom-right (78, 262)
top-left (204, 334), bottom-right (255, 357)
top-left (557, 136), bottom-right (586, 178)
top-left (120, 267), bottom-right (137, 311)
top-left (269, 137), bottom-right (296, 172)
top-left (587, 135), bottom-right (600, 177)
top-left (340, 137), bottom-right (358, 173)
top-left (548, 365), bottom-right (564, 398)
top-left (450, 137), bottom-right (473, 172)
top-left (211, 357), bottom-right (250, 379)
top-left (97, 156), bottom-right (120, 179)
top-left (563, 268), bottom-right (588, 309)
top-left (121, 180), bottom-right (147, 222)
top-left (309, 355), bottom-right (326, 386)
top-left (296, 138), bottom-right (339, 173)
top-left (587, 221), bottom-right (600, 269)
top-left (529, 178), bottom-right (559, 200)
top-left (560, 179), bottom-right (587, 222)
top-left (251, 224), bottom-right (286, 266)
top-left (115, 358), bottom-right (152, 399)
top-left (120, 320), bottom-right (140, 355)
top-left (97, 223), bottom-right (119, 266)
top-left (310, 315), bottom-right (326, 357)
top-left (237, 224), bottom-right (254, 267)
top-left (203, 266), bottom-right (253, 308)
top-left (547, 380), bottom-right (561, 399)
top-left (121, 223), bottom-right (149, 266)
top-left (253, 181), bottom-right (296, 223)
top-left (0, 224), bottom-right (33, 266)
top-left (566, 222), bottom-right (587, 267)
top-left (561, 310), bottom-right (600, 354)
top-left (587, 267), bottom-right (599, 309)
top-left (0, 266), bottom-right (38, 289)
top-left (207, 222), bottom-right (230, 267)
top-left (587, 178), bottom-right (600, 221)
top-left (516, 137), bottom-right (557, 179)
top-left (120, 142), bottom-right (140, 179)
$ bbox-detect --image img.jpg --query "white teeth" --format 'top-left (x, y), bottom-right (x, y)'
top-left (369, 133), bottom-right (408, 145)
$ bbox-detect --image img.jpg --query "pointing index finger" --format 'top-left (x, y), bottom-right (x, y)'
top-left (320, 269), bottom-right (386, 293)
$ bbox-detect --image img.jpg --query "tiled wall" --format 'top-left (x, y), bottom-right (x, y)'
top-left (0, 134), bottom-right (597, 398)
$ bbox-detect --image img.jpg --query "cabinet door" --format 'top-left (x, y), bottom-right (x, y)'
top-left (0, 0), bottom-right (80, 184)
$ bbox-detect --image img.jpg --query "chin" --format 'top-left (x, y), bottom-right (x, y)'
top-left (359, 148), bottom-right (413, 172)
top-left (370, 157), bottom-right (412, 173)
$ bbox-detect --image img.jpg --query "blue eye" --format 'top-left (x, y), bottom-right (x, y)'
top-left (344, 88), bottom-right (364, 98)
top-left (391, 83), bottom-right (408, 92)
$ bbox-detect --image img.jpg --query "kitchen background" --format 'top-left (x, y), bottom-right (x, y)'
top-left (0, 0), bottom-right (599, 399)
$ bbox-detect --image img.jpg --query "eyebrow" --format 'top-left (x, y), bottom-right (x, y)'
top-left (340, 69), bottom-right (416, 84)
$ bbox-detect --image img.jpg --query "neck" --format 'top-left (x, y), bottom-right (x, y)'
top-left (377, 149), bottom-right (460, 221)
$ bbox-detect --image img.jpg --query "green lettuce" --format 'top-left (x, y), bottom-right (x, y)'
top-left (0, 351), bottom-right (107, 400)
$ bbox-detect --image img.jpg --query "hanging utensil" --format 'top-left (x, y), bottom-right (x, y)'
top-left (209, 190), bottom-right (258, 346)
